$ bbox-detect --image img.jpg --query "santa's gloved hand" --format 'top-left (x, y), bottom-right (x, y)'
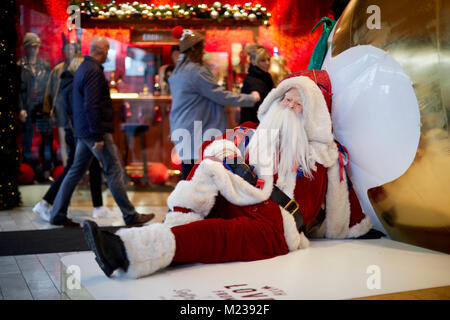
top-left (223, 156), bottom-right (257, 186)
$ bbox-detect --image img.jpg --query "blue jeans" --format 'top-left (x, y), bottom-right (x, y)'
top-left (50, 133), bottom-right (137, 224)
top-left (43, 129), bottom-right (103, 208)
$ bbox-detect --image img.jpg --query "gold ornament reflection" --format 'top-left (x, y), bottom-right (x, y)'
top-left (331, 0), bottom-right (450, 253)
top-left (269, 55), bottom-right (290, 87)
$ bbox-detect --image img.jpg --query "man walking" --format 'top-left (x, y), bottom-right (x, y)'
top-left (50, 36), bottom-right (154, 227)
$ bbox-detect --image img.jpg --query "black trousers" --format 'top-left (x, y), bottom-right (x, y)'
top-left (181, 160), bottom-right (196, 181)
top-left (43, 129), bottom-right (103, 207)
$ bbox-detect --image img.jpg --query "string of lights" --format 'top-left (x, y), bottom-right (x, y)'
top-left (70, 1), bottom-right (271, 25)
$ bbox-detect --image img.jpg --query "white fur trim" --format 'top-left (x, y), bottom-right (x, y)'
top-left (167, 173), bottom-right (217, 218)
top-left (203, 139), bottom-right (242, 159)
top-left (308, 159), bottom-right (372, 239)
top-left (348, 215), bottom-right (372, 238)
top-left (309, 142), bottom-right (339, 169)
top-left (163, 211), bottom-right (203, 228)
top-left (167, 159), bottom-right (274, 216)
top-left (258, 76), bottom-right (334, 145)
top-left (298, 232), bottom-right (310, 249)
top-left (324, 161), bottom-right (351, 238)
top-left (280, 209), bottom-right (301, 251)
top-left (116, 223), bottom-right (175, 279)
top-left (310, 213), bottom-right (372, 239)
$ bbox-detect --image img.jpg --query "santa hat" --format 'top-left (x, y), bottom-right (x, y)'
top-left (258, 76), bottom-right (335, 146)
top-left (172, 26), bottom-right (204, 53)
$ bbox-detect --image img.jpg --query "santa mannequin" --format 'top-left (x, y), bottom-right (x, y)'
top-left (83, 73), bottom-right (377, 279)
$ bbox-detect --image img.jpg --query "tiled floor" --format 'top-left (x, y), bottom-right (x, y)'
top-left (0, 253), bottom-right (74, 300)
top-left (0, 185), bottom-right (170, 300)
top-left (3, 186), bottom-right (449, 300)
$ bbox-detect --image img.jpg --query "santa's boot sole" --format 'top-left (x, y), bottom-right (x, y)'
top-left (83, 220), bottom-right (115, 277)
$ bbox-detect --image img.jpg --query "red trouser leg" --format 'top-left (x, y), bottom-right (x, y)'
top-left (171, 200), bottom-right (289, 264)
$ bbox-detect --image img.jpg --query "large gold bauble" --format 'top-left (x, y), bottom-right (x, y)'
top-left (329, 0), bottom-right (450, 253)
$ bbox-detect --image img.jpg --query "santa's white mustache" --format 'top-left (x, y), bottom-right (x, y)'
top-left (247, 102), bottom-right (311, 178)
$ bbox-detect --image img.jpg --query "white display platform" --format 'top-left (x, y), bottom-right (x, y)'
top-left (60, 239), bottom-right (450, 300)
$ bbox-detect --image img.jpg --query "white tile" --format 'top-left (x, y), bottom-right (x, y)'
top-left (15, 254), bottom-right (39, 266)
top-left (0, 274), bottom-right (33, 300)
top-left (37, 253), bottom-right (61, 272)
top-left (0, 214), bottom-right (13, 222)
top-left (0, 220), bottom-right (17, 231)
top-left (0, 256), bottom-right (16, 264)
top-left (24, 211), bottom-right (37, 220)
top-left (10, 212), bottom-right (31, 223)
top-left (0, 259), bottom-right (20, 275)
top-left (39, 256), bottom-right (61, 292)
top-left (14, 255), bottom-right (61, 299)
top-left (16, 255), bottom-right (51, 284)
top-left (15, 223), bottom-right (38, 231)
top-left (48, 269), bottom-right (61, 293)
top-left (21, 270), bottom-right (51, 283)
top-left (27, 279), bottom-right (60, 300)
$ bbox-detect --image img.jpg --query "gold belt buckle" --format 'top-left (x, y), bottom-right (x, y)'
top-left (284, 199), bottom-right (299, 215)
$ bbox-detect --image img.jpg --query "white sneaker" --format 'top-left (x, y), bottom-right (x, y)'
top-left (93, 206), bottom-right (115, 219)
top-left (32, 200), bottom-right (51, 222)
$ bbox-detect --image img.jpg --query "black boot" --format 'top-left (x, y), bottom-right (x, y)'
top-left (83, 220), bottom-right (130, 277)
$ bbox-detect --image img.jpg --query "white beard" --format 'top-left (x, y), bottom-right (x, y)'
top-left (247, 102), bottom-right (313, 180)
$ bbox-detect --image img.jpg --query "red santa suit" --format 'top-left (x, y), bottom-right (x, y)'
top-left (114, 73), bottom-right (372, 279)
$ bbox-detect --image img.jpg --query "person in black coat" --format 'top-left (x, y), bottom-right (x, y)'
top-left (49, 36), bottom-right (154, 227)
top-left (240, 45), bottom-right (274, 124)
top-left (32, 57), bottom-right (113, 221)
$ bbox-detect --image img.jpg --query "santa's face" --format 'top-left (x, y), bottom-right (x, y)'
top-left (248, 99), bottom-right (311, 179)
top-left (281, 88), bottom-right (303, 115)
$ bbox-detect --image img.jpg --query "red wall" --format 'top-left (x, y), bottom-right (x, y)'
top-left (17, 0), bottom-right (334, 72)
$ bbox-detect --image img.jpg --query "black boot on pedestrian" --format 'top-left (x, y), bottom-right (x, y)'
top-left (83, 220), bottom-right (130, 277)
top-left (125, 213), bottom-right (155, 227)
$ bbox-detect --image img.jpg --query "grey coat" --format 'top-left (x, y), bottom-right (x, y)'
top-left (168, 58), bottom-right (255, 160)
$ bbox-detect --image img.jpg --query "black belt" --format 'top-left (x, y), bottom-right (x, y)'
top-left (222, 160), bottom-right (304, 231)
top-left (270, 186), bottom-right (304, 231)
